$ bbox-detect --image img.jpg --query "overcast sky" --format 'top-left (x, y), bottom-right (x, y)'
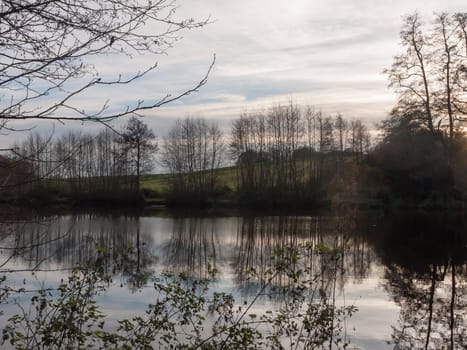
top-left (3, 0), bottom-right (467, 145)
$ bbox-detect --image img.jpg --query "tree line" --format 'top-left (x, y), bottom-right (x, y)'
top-left (0, 107), bottom-right (370, 206)
top-left (6, 117), bottom-right (156, 203)
top-left (230, 103), bottom-right (370, 203)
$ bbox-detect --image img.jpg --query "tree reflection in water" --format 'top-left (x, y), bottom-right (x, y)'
top-left (374, 212), bottom-right (467, 350)
top-left (164, 216), bottom-right (220, 278)
top-left (1, 211), bottom-right (362, 350)
top-left (161, 208), bottom-right (376, 293)
top-left (0, 213), bottom-right (157, 292)
top-left (0, 209), bottom-right (466, 349)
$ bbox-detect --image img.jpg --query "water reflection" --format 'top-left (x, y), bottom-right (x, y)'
top-left (232, 213), bottom-right (375, 293)
top-left (1, 211), bottom-right (379, 297)
top-left (0, 214), bottom-right (157, 291)
top-left (164, 217), bottom-right (219, 278)
top-left (0, 209), bottom-right (466, 349)
top-left (373, 212), bottom-right (467, 350)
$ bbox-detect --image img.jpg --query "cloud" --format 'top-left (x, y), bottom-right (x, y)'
top-left (2, 0), bottom-right (466, 147)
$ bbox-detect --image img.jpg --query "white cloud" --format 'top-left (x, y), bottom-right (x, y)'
top-left (2, 0), bottom-right (467, 147)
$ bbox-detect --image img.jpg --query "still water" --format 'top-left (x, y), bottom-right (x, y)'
top-left (0, 209), bottom-right (466, 349)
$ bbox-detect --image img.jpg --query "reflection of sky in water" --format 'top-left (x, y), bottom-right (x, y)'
top-left (1, 213), bottom-right (464, 350)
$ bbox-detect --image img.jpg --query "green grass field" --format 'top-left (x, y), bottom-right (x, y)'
top-left (140, 172), bottom-right (172, 193)
top-left (140, 166), bottom-right (238, 194)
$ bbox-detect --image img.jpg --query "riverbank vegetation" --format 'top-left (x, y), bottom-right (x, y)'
top-left (0, 107), bottom-right (376, 208)
top-left (1, 97), bottom-right (465, 209)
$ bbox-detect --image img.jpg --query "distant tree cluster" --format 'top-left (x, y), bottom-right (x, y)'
top-left (0, 154), bottom-right (32, 192)
top-left (3, 115), bottom-right (226, 204)
top-left (230, 102), bottom-right (370, 203)
top-left (9, 117), bottom-right (156, 202)
top-left (158, 104), bottom-right (370, 204)
top-left (161, 118), bottom-right (224, 200)
top-left (1, 103), bottom-right (372, 205)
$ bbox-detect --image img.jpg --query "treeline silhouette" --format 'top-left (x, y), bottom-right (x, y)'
top-left (7, 129), bottom-right (140, 204)
top-left (230, 103), bottom-right (369, 204)
top-left (1, 104), bottom-right (371, 207)
top-left (1, 117), bottom-right (156, 205)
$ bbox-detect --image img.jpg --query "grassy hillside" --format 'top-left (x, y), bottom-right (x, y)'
top-left (140, 166), bottom-right (238, 194)
top-left (140, 157), bottom-right (386, 207)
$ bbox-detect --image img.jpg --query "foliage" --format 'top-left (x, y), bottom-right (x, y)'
top-left (372, 114), bottom-right (452, 201)
top-left (1, 245), bottom-right (356, 350)
top-left (3, 269), bottom-right (109, 350)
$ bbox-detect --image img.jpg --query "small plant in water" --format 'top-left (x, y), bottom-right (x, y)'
top-left (1, 244), bottom-right (356, 349)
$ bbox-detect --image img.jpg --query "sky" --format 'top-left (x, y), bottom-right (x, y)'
top-left (3, 0), bottom-right (467, 146)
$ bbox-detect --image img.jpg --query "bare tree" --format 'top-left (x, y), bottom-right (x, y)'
top-left (118, 117), bottom-right (157, 191)
top-left (304, 107), bottom-right (319, 152)
top-left (347, 120), bottom-right (369, 160)
top-left (432, 13), bottom-right (457, 140)
top-left (0, 0), bottom-right (212, 129)
top-left (318, 115), bottom-right (334, 153)
top-left (334, 114), bottom-right (347, 153)
top-left (386, 13), bottom-right (435, 133)
top-left (162, 117), bottom-right (224, 199)
top-left (386, 12), bottom-right (467, 140)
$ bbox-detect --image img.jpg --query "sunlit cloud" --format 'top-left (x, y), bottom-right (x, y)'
top-left (2, 0), bottom-right (466, 148)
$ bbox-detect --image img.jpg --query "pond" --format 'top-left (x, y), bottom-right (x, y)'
top-left (0, 208), bottom-right (466, 349)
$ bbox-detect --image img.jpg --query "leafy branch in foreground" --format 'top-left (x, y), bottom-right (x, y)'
top-left (2, 244), bottom-right (356, 349)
